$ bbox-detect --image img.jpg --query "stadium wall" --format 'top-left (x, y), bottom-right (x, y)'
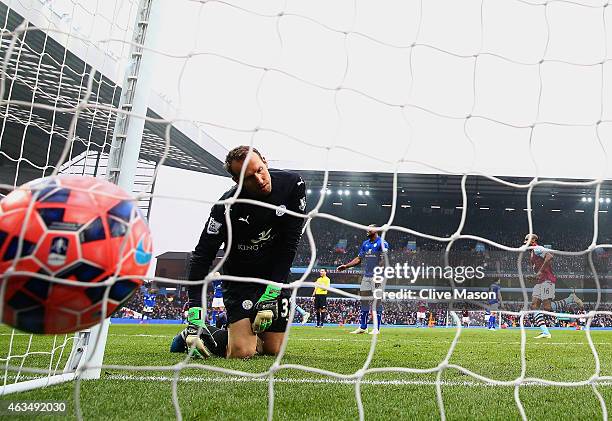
top-left (147, 165), bottom-right (233, 278)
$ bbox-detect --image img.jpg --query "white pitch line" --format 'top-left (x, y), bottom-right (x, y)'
top-left (1, 333), bottom-right (611, 346)
top-left (101, 334), bottom-right (612, 345)
top-left (105, 374), bottom-right (612, 387)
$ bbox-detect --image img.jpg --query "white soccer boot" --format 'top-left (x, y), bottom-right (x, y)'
top-left (566, 292), bottom-right (584, 308)
top-left (349, 327), bottom-right (368, 334)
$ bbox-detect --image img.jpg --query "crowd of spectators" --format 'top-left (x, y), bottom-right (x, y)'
top-left (119, 207), bottom-right (612, 324)
top-left (118, 290), bottom-right (612, 328)
top-left (293, 210), bottom-right (612, 277)
top-left (120, 288), bottom-right (189, 320)
top-left (293, 297), bottom-right (612, 328)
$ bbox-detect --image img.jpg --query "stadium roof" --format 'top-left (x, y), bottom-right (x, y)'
top-left (155, 251), bottom-right (190, 261)
top-left (297, 170), bottom-right (612, 202)
top-left (3, 1), bottom-right (610, 202)
top-left (0, 2), bottom-right (227, 186)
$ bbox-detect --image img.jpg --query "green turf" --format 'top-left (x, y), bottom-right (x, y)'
top-left (1, 324), bottom-right (611, 420)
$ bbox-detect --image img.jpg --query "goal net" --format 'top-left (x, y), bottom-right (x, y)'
top-left (0, 0), bottom-right (143, 394)
top-left (1, 0), bottom-right (612, 419)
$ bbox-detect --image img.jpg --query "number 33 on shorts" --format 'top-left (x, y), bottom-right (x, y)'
top-left (280, 298), bottom-right (289, 318)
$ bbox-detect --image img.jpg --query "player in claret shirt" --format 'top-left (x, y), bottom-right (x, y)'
top-left (524, 234), bottom-right (583, 339)
top-left (416, 301), bottom-right (428, 328)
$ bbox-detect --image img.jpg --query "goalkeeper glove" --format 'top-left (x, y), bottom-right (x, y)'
top-left (185, 307), bottom-right (212, 359)
top-left (252, 285), bottom-right (281, 334)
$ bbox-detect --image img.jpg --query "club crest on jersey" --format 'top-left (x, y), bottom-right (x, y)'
top-left (206, 217), bottom-right (222, 235)
top-left (299, 197), bottom-right (306, 212)
top-left (48, 236), bottom-right (69, 266)
top-left (276, 205), bottom-right (286, 216)
top-left (242, 300), bottom-right (253, 310)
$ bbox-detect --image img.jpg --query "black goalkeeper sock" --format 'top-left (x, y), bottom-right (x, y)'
top-left (187, 284), bottom-right (203, 308)
top-left (316, 311), bottom-right (321, 326)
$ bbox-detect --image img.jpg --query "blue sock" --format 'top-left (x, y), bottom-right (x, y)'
top-left (541, 324), bottom-right (550, 335)
top-left (490, 315), bottom-right (496, 329)
top-left (296, 305), bottom-right (306, 316)
top-left (376, 312), bottom-right (382, 329)
top-left (360, 309), bottom-right (369, 330)
top-left (211, 310), bottom-right (218, 324)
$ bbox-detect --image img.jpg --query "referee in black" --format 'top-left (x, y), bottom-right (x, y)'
top-left (312, 269), bottom-right (330, 327)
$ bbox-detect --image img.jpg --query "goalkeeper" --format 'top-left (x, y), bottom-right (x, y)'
top-left (185, 146), bottom-right (306, 359)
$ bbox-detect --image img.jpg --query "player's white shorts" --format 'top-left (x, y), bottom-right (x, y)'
top-left (462, 317), bottom-right (470, 324)
top-left (417, 312), bottom-right (426, 319)
top-left (212, 297), bottom-right (225, 308)
top-left (360, 276), bottom-right (385, 292)
top-left (532, 281), bottom-right (555, 301)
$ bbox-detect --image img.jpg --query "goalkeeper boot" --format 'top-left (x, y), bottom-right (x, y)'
top-left (185, 307), bottom-right (212, 359)
top-left (252, 285), bottom-right (282, 333)
top-left (534, 332), bottom-right (552, 339)
top-left (301, 312), bottom-right (310, 325)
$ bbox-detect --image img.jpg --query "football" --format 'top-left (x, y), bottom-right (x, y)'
top-left (0, 175), bottom-right (152, 334)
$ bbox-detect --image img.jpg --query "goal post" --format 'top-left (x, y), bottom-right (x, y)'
top-left (0, 0), bottom-right (159, 394)
top-left (78, 0), bottom-right (161, 383)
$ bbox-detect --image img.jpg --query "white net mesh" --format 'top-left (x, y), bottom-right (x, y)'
top-left (0, 0), bottom-right (140, 392)
top-left (1, 0), bottom-right (612, 419)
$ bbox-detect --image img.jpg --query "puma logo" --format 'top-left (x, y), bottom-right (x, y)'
top-left (238, 215), bottom-right (250, 224)
top-left (297, 178), bottom-right (304, 186)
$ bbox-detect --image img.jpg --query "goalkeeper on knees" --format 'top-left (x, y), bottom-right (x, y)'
top-left (185, 146), bottom-right (306, 358)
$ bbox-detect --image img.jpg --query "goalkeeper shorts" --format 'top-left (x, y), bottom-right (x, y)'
top-left (224, 287), bottom-right (290, 332)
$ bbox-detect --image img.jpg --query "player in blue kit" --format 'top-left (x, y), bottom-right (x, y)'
top-left (210, 272), bottom-right (225, 325)
top-left (487, 280), bottom-right (502, 330)
top-left (337, 225), bottom-right (389, 335)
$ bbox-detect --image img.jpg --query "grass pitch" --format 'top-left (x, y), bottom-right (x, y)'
top-left (1, 324), bottom-right (611, 420)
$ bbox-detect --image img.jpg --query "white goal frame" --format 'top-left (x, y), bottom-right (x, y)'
top-left (0, 0), bottom-right (158, 395)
